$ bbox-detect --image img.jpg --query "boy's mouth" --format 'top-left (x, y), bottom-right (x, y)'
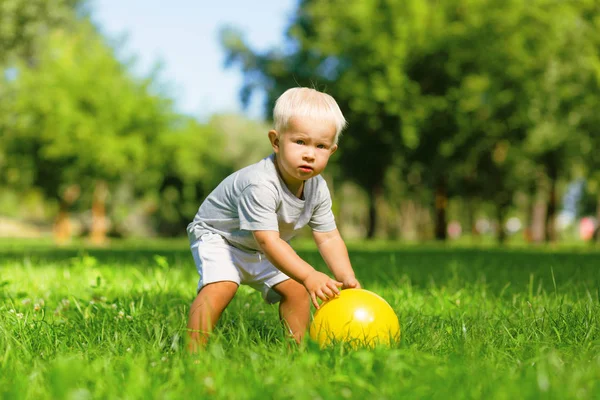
top-left (299, 165), bottom-right (313, 173)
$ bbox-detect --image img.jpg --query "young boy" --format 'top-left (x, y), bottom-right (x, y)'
top-left (186, 87), bottom-right (360, 351)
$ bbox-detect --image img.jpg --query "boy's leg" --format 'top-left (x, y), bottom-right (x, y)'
top-left (187, 281), bottom-right (238, 352)
top-left (272, 279), bottom-right (310, 344)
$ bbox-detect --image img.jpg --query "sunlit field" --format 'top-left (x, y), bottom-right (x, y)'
top-left (1, 239), bottom-right (599, 399)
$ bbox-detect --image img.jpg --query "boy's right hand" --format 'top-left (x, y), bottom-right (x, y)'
top-left (302, 270), bottom-right (343, 309)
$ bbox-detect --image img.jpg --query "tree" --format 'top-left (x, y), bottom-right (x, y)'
top-left (1, 21), bottom-right (175, 243)
top-left (221, 0), bottom-right (600, 243)
top-left (221, 1), bottom-right (413, 238)
top-left (0, 0), bottom-right (84, 65)
top-left (208, 113), bottom-right (273, 171)
top-left (150, 114), bottom-right (273, 236)
top-left (0, 0), bottom-right (85, 232)
top-left (151, 117), bottom-right (232, 236)
top-left (572, 1), bottom-right (600, 243)
top-left (441, 0), bottom-right (572, 243)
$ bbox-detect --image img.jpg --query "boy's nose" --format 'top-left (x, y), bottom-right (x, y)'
top-left (303, 150), bottom-right (315, 160)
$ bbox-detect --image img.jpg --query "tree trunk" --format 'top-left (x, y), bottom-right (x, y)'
top-left (497, 204), bottom-right (506, 244)
top-left (434, 178), bottom-right (447, 241)
top-left (52, 184), bottom-right (80, 245)
top-left (545, 175), bottom-right (557, 243)
top-left (90, 180), bottom-right (109, 245)
top-left (366, 184), bottom-right (383, 239)
top-left (53, 201), bottom-right (71, 245)
top-left (531, 175), bottom-right (547, 243)
top-left (523, 191), bottom-right (534, 243)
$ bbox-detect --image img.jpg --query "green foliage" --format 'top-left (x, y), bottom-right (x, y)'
top-left (2, 22), bottom-right (174, 202)
top-left (0, 241), bottom-right (599, 398)
top-left (152, 118), bottom-right (231, 235)
top-left (2, 0), bottom-right (600, 238)
top-left (221, 0), bottom-right (600, 238)
top-left (147, 114), bottom-right (274, 236)
top-left (0, 19), bottom-right (242, 235)
top-left (208, 113), bottom-right (273, 171)
top-left (0, 7), bottom-right (279, 236)
top-left (0, 0), bottom-right (83, 65)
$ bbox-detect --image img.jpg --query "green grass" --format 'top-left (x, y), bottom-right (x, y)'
top-left (1, 240), bottom-right (599, 399)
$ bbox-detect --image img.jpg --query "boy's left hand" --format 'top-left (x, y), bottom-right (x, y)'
top-left (342, 276), bottom-right (361, 289)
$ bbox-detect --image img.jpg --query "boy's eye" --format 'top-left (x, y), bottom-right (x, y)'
top-left (317, 144), bottom-right (326, 149)
top-left (295, 140), bottom-right (305, 145)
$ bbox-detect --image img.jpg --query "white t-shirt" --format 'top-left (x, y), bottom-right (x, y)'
top-left (187, 154), bottom-right (337, 252)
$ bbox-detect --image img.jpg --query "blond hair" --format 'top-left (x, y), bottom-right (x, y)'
top-left (273, 87), bottom-right (347, 144)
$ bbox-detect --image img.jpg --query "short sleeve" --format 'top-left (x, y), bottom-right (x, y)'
top-left (238, 184), bottom-right (280, 231)
top-left (308, 182), bottom-right (337, 232)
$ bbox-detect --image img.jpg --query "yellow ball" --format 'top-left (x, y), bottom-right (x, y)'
top-left (309, 289), bottom-right (400, 348)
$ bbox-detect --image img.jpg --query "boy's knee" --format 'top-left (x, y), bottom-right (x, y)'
top-left (278, 280), bottom-right (309, 302)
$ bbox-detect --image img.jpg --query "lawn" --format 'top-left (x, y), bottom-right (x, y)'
top-left (1, 239), bottom-right (599, 399)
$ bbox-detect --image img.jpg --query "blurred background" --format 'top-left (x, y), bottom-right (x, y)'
top-left (1, 0), bottom-right (599, 246)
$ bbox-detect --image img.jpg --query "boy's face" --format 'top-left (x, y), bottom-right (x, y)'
top-left (268, 117), bottom-right (338, 197)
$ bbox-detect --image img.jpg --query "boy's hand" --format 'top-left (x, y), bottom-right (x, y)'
top-left (341, 276), bottom-right (361, 290)
top-left (302, 270), bottom-right (343, 309)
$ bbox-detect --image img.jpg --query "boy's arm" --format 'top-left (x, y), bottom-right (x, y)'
top-left (313, 229), bottom-right (361, 289)
top-left (253, 230), bottom-right (343, 308)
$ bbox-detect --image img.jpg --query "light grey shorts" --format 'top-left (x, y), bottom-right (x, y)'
top-left (190, 232), bottom-right (290, 304)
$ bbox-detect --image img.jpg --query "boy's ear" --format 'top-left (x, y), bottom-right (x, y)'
top-left (268, 130), bottom-right (280, 152)
top-left (330, 144), bottom-right (338, 155)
